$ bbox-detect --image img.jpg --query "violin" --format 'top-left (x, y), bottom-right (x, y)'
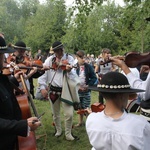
top-left (7, 54), bottom-right (43, 68)
top-left (77, 102), bottom-right (105, 114)
top-left (2, 62), bottom-right (48, 76)
top-left (99, 52), bottom-right (150, 68)
top-left (99, 56), bottom-right (125, 66)
top-left (52, 58), bottom-right (77, 70)
top-left (124, 52), bottom-right (150, 68)
top-left (4, 54), bottom-right (46, 76)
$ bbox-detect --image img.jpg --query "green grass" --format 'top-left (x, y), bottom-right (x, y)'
top-left (32, 89), bottom-right (99, 150)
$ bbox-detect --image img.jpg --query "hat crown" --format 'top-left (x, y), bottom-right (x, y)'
top-left (15, 41), bottom-right (26, 48)
top-left (0, 36), bottom-right (15, 53)
top-left (100, 72), bottom-right (129, 87)
top-left (52, 41), bottom-right (63, 51)
top-left (0, 36), bottom-right (6, 47)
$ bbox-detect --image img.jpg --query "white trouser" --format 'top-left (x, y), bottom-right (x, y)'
top-left (49, 96), bottom-right (74, 136)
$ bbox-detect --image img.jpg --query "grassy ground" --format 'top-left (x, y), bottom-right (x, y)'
top-left (33, 88), bottom-right (99, 150)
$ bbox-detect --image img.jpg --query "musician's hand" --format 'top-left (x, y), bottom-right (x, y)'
top-left (66, 64), bottom-right (72, 72)
top-left (27, 117), bottom-right (41, 131)
top-left (110, 57), bottom-right (131, 75)
top-left (79, 85), bottom-right (88, 91)
top-left (30, 67), bottom-right (38, 74)
top-left (41, 89), bottom-right (48, 98)
top-left (26, 67), bottom-right (38, 79)
top-left (42, 66), bottom-right (50, 71)
top-left (140, 65), bottom-right (150, 74)
top-left (14, 70), bottom-right (24, 82)
top-left (109, 57), bottom-right (125, 68)
top-left (85, 107), bottom-right (92, 114)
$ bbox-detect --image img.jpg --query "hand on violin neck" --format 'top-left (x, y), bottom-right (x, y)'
top-left (110, 57), bottom-right (131, 75)
top-left (27, 67), bottom-right (38, 78)
top-left (85, 107), bottom-right (92, 114)
top-left (65, 64), bottom-right (72, 72)
top-left (109, 57), bottom-right (124, 67)
top-left (140, 65), bottom-right (150, 74)
top-left (14, 70), bottom-right (24, 82)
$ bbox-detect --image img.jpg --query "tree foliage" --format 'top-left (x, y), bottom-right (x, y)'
top-left (0, 0), bottom-right (149, 57)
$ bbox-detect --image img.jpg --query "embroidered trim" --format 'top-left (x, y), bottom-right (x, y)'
top-left (97, 84), bottom-right (130, 89)
top-left (141, 109), bottom-right (150, 118)
top-left (0, 46), bottom-right (7, 49)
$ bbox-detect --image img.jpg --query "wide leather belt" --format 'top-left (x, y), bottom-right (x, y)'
top-left (49, 85), bottom-right (62, 93)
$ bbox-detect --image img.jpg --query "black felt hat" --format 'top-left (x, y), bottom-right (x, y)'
top-left (13, 41), bottom-right (30, 50)
top-left (88, 72), bottom-right (145, 93)
top-left (0, 36), bottom-right (15, 53)
top-left (52, 41), bottom-right (63, 51)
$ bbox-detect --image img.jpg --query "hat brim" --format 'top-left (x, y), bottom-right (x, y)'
top-left (88, 86), bottom-right (145, 93)
top-left (13, 46), bottom-right (30, 51)
top-left (0, 47), bottom-right (16, 53)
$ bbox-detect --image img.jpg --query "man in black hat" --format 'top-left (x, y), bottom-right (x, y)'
top-left (38, 41), bottom-right (79, 141)
top-left (0, 36), bottom-right (41, 149)
top-left (13, 41), bottom-right (43, 98)
top-left (86, 71), bottom-right (150, 150)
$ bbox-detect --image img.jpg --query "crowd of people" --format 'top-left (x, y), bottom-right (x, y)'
top-left (0, 32), bottom-right (150, 149)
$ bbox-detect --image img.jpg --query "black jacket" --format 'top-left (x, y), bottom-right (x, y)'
top-left (76, 63), bottom-right (98, 86)
top-left (0, 73), bottom-right (27, 149)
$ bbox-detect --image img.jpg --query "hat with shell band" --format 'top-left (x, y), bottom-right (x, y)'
top-left (88, 72), bottom-right (145, 93)
top-left (13, 41), bottom-right (30, 51)
top-left (0, 36), bottom-right (15, 53)
top-left (52, 41), bottom-right (63, 51)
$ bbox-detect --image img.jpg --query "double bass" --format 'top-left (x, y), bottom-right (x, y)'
top-left (11, 64), bottom-right (39, 150)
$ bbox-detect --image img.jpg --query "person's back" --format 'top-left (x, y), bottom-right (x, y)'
top-left (86, 72), bottom-right (150, 150)
top-left (86, 111), bottom-right (150, 150)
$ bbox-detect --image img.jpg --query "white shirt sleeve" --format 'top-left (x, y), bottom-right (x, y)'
top-left (38, 71), bottom-right (49, 90)
top-left (38, 56), bottom-right (53, 90)
top-left (66, 55), bottom-right (78, 80)
top-left (126, 72), bottom-right (150, 100)
top-left (142, 122), bottom-right (150, 150)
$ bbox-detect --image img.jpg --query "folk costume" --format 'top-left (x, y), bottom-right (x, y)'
top-left (38, 41), bottom-right (79, 140)
top-left (86, 72), bottom-right (150, 150)
top-left (13, 41), bottom-right (44, 98)
top-left (126, 71), bottom-right (150, 121)
top-left (0, 37), bottom-right (28, 149)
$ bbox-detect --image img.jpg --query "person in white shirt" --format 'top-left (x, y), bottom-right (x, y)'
top-left (38, 41), bottom-right (79, 141)
top-left (86, 72), bottom-right (150, 150)
top-left (110, 57), bottom-right (150, 121)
